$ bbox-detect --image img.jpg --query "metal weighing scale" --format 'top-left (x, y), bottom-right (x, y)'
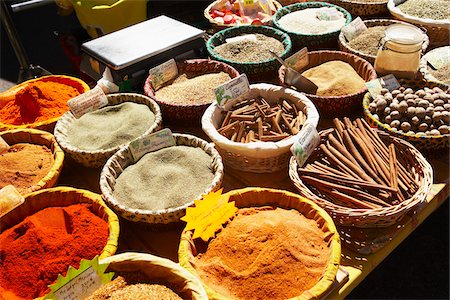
top-left (80, 15), bottom-right (206, 90)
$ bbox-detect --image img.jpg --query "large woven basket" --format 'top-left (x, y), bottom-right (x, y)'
top-left (273, 2), bottom-right (352, 51)
top-left (278, 50), bottom-right (377, 118)
top-left (54, 93), bottom-right (162, 168)
top-left (289, 129), bottom-right (433, 228)
top-left (419, 46), bottom-right (450, 89)
top-left (99, 252), bottom-right (208, 300)
top-left (206, 25), bottom-right (292, 82)
top-left (0, 75), bottom-right (90, 132)
top-left (387, 0), bottom-right (450, 48)
top-left (178, 187), bottom-right (341, 300)
top-left (100, 133), bottom-right (224, 225)
top-left (338, 19), bottom-right (430, 65)
top-left (326, 0), bottom-right (389, 17)
top-left (201, 83), bottom-right (319, 173)
top-left (143, 59), bottom-right (239, 125)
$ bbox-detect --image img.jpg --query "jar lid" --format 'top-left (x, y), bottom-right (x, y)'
top-left (384, 24), bottom-right (424, 45)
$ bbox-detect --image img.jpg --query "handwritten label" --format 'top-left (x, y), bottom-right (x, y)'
top-left (0, 185), bottom-right (24, 218)
top-left (129, 128), bottom-right (176, 161)
top-left (214, 74), bottom-right (250, 107)
top-left (181, 189), bottom-right (237, 242)
top-left (365, 74), bottom-right (400, 97)
top-left (0, 136), bottom-right (9, 154)
top-left (226, 34), bottom-right (257, 44)
top-left (426, 47), bottom-right (450, 70)
top-left (148, 59), bottom-right (178, 89)
top-left (290, 124), bottom-right (320, 167)
top-left (341, 17), bottom-right (367, 41)
top-left (285, 47), bottom-right (309, 72)
top-left (316, 7), bottom-right (342, 21)
top-left (67, 86), bottom-right (108, 119)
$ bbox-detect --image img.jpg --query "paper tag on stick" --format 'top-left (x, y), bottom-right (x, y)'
top-left (0, 185), bottom-right (24, 218)
top-left (148, 59), bottom-right (178, 89)
top-left (365, 74), bottom-right (400, 97)
top-left (341, 17), bottom-right (367, 41)
top-left (0, 136), bottom-right (10, 154)
top-left (129, 128), bottom-right (176, 161)
top-left (214, 74), bottom-right (250, 107)
top-left (68, 86), bottom-right (108, 118)
top-left (285, 47), bottom-right (309, 72)
top-left (290, 124), bottom-right (320, 167)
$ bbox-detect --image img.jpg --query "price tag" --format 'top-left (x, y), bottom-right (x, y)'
top-left (97, 67), bottom-right (119, 94)
top-left (285, 47), bottom-right (309, 72)
top-left (148, 59), bottom-right (179, 89)
top-left (226, 34), bottom-right (257, 43)
top-left (129, 128), bottom-right (176, 161)
top-left (0, 185), bottom-right (24, 218)
top-left (426, 47), bottom-right (450, 70)
top-left (67, 86), bottom-right (108, 119)
top-left (316, 7), bottom-right (342, 21)
top-left (181, 189), bottom-right (237, 242)
top-left (214, 74), bottom-right (250, 107)
top-left (0, 136), bottom-right (10, 154)
top-left (365, 74), bottom-right (400, 97)
top-left (341, 17), bottom-right (368, 41)
top-left (290, 124), bottom-right (320, 167)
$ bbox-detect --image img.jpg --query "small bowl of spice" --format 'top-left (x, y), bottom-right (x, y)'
top-left (0, 129), bottom-right (64, 195)
top-left (0, 186), bottom-right (119, 299)
top-left (279, 50), bottom-right (377, 117)
top-left (100, 133), bottom-right (224, 225)
top-left (88, 252), bottom-right (207, 300)
top-left (0, 75), bottom-right (89, 132)
top-left (339, 19), bottom-right (430, 65)
top-left (144, 59), bottom-right (239, 125)
top-left (55, 93), bottom-right (162, 168)
top-left (327, 0), bottom-right (389, 18)
top-left (179, 187), bottom-right (341, 300)
top-left (419, 46), bottom-right (450, 89)
top-left (207, 25), bottom-right (292, 82)
top-left (273, 2), bottom-right (352, 50)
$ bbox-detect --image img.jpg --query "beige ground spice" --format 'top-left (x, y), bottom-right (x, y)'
top-left (348, 26), bottom-right (386, 56)
top-left (429, 62), bottom-right (450, 85)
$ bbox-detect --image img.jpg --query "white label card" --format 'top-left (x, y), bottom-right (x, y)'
top-left (0, 185), bottom-right (24, 218)
top-left (290, 124), bottom-right (320, 167)
top-left (316, 7), bottom-right (342, 21)
top-left (0, 136), bottom-right (9, 154)
top-left (341, 17), bottom-right (367, 41)
top-left (426, 47), bottom-right (450, 70)
top-left (68, 86), bottom-right (108, 119)
top-left (226, 34), bottom-right (258, 43)
top-left (285, 47), bottom-right (309, 72)
top-left (129, 128), bottom-right (176, 161)
top-left (214, 74), bottom-right (250, 107)
top-left (148, 59), bottom-right (179, 89)
top-left (365, 74), bottom-right (400, 97)
top-left (54, 267), bottom-right (101, 300)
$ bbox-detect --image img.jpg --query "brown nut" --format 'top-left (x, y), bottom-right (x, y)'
top-left (438, 125), bottom-right (449, 134)
top-left (404, 88), bottom-right (414, 94)
top-left (415, 107), bottom-right (426, 118)
top-left (433, 87), bottom-right (444, 94)
top-left (401, 122), bottom-right (411, 132)
top-left (390, 110), bottom-right (401, 119)
top-left (380, 88), bottom-right (389, 95)
top-left (411, 116), bottom-right (420, 125)
top-left (434, 99), bottom-right (445, 106)
top-left (398, 101), bottom-right (408, 113)
top-left (418, 99), bottom-right (429, 108)
top-left (407, 107), bottom-right (416, 117)
top-left (390, 120), bottom-right (400, 128)
top-left (418, 123), bottom-right (428, 131)
top-left (429, 129), bottom-right (441, 136)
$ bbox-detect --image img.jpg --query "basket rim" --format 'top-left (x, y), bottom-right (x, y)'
top-left (419, 46), bottom-right (450, 88)
top-left (387, 0), bottom-right (450, 27)
top-left (332, 0), bottom-right (388, 4)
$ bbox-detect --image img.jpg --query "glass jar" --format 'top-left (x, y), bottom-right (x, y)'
top-left (374, 24), bottom-right (424, 79)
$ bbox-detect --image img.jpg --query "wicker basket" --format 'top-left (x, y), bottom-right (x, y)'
top-left (143, 59), bottom-right (239, 125)
top-left (178, 187), bottom-right (341, 300)
top-left (204, 0), bottom-right (282, 33)
top-left (289, 129), bottom-right (433, 228)
top-left (0, 75), bottom-right (90, 132)
top-left (278, 50), bottom-right (377, 118)
top-left (100, 133), bottom-right (224, 225)
top-left (419, 46), bottom-right (450, 89)
top-left (327, 0), bottom-right (388, 17)
top-left (54, 93), bottom-right (162, 168)
top-left (0, 129), bottom-right (64, 195)
top-left (99, 252), bottom-right (208, 300)
top-left (206, 25), bottom-right (292, 82)
top-left (201, 83), bottom-right (319, 173)
top-left (387, 0), bottom-right (450, 48)
top-left (338, 19), bottom-right (430, 66)
top-left (273, 2), bottom-right (352, 51)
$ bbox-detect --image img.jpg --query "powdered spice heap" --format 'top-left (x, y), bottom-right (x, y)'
top-left (194, 206), bottom-right (331, 300)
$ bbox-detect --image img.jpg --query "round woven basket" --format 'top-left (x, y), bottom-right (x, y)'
top-left (327, 0), bottom-right (388, 17)
top-left (178, 187), bottom-right (341, 300)
top-left (419, 46), bottom-right (450, 89)
top-left (100, 133), bottom-right (224, 225)
top-left (0, 75), bottom-right (90, 132)
top-left (143, 59), bottom-right (239, 125)
top-left (338, 19), bottom-right (430, 65)
top-left (387, 0), bottom-right (450, 48)
top-left (278, 50), bottom-right (377, 118)
top-left (204, 0), bottom-right (282, 32)
top-left (206, 25), bottom-right (292, 82)
top-left (201, 83), bottom-right (319, 173)
top-left (273, 2), bottom-right (352, 51)
top-left (54, 93), bottom-right (162, 168)
top-left (289, 129), bottom-right (433, 228)
top-left (0, 129), bottom-right (64, 195)
top-left (99, 252), bottom-right (208, 300)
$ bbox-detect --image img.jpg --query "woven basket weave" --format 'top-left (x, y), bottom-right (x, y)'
top-left (100, 252), bottom-right (208, 300)
top-left (289, 129), bottom-right (433, 228)
top-left (327, 0), bottom-right (388, 17)
top-left (201, 83), bottom-right (319, 173)
top-left (100, 133), bottom-right (224, 225)
top-left (419, 46), bottom-right (450, 89)
top-left (0, 129), bottom-right (64, 195)
top-left (54, 93), bottom-right (162, 168)
top-left (178, 187), bottom-right (341, 300)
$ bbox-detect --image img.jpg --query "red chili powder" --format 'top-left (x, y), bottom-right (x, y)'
top-left (0, 204), bottom-right (109, 299)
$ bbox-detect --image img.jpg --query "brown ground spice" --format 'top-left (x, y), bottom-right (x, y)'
top-left (194, 206), bottom-right (331, 300)
top-left (0, 143), bottom-right (54, 194)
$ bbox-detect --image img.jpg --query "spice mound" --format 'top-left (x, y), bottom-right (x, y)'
top-left (0, 80), bottom-right (81, 125)
top-left (213, 34), bottom-right (285, 63)
top-left (0, 204), bottom-right (109, 299)
top-left (66, 102), bottom-right (155, 151)
top-left (429, 62), bottom-right (450, 85)
top-left (194, 206), bottom-right (331, 300)
top-left (301, 61), bottom-right (366, 96)
top-left (397, 0), bottom-right (450, 20)
top-left (347, 26), bottom-right (386, 57)
top-left (278, 7), bottom-right (347, 35)
top-left (155, 72), bottom-right (231, 105)
top-left (0, 143), bottom-right (54, 194)
top-left (113, 146), bottom-right (214, 211)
